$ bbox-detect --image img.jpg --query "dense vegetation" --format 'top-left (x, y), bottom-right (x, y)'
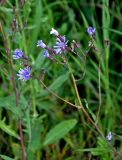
top-left (0, 0), bottom-right (122, 159)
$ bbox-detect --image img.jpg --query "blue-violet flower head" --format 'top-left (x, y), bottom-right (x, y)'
top-left (17, 66), bottom-right (31, 81)
top-left (37, 40), bottom-right (46, 48)
top-left (87, 27), bottom-right (95, 35)
top-left (54, 36), bottom-right (68, 54)
top-left (50, 28), bottom-right (59, 36)
top-left (13, 49), bottom-right (23, 59)
top-left (106, 132), bottom-right (112, 141)
top-left (43, 50), bottom-right (50, 58)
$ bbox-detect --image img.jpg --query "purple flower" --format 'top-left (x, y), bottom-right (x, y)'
top-left (37, 40), bottom-right (46, 48)
top-left (106, 132), bottom-right (112, 141)
top-left (13, 49), bottom-right (23, 59)
top-left (87, 27), bottom-right (95, 35)
top-left (54, 36), bottom-right (68, 54)
top-left (17, 66), bottom-right (31, 81)
top-left (43, 50), bottom-right (50, 58)
top-left (50, 28), bottom-right (59, 36)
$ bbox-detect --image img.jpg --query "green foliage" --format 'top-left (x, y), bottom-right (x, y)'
top-left (49, 73), bottom-right (68, 91)
top-left (0, 119), bottom-right (19, 139)
top-left (0, 155), bottom-right (14, 160)
top-left (43, 119), bottom-right (77, 146)
top-left (76, 137), bottom-right (113, 160)
top-left (0, 0), bottom-right (122, 159)
top-left (0, 95), bottom-right (25, 117)
top-left (27, 115), bottom-right (45, 159)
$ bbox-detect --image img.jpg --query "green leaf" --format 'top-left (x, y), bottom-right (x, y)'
top-left (28, 115), bottom-right (45, 151)
top-left (76, 137), bottom-right (112, 159)
top-left (39, 73), bottom-right (68, 97)
top-left (29, 0), bottom-right (43, 54)
top-left (84, 99), bottom-right (96, 121)
top-left (0, 95), bottom-right (20, 115)
top-left (0, 155), bottom-right (14, 160)
top-left (0, 7), bottom-right (13, 12)
top-left (43, 119), bottom-right (77, 146)
top-left (49, 73), bottom-right (68, 91)
top-left (0, 119), bottom-right (19, 139)
top-left (76, 148), bottom-right (110, 155)
top-left (0, 94), bottom-right (27, 117)
top-left (34, 52), bottom-right (45, 70)
top-left (109, 28), bottom-right (122, 36)
top-left (27, 116), bottom-right (44, 160)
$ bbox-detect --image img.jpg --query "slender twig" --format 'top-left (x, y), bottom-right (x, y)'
top-left (39, 76), bottom-right (103, 136)
top-left (39, 74), bottom-right (122, 158)
top-left (73, 47), bottom-right (122, 158)
top-left (71, 73), bottom-right (104, 136)
top-left (39, 60), bottom-right (104, 138)
top-left (0, 22), bottom-right (26, 160)
top-left (38, 78), bottom-right (81, 109)
top-left (66, 60), bottom-right (104, 137)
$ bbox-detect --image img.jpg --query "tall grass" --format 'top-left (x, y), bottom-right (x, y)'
top-left (0, 0), bottom-right (122, 159)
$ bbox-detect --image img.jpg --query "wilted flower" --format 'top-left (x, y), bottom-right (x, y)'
top-left (106, 132), bottom-right (112, 141)
top-left (17, 66), bottom-right (31, 81)
top-left (13, 49), bottom-right (23, 59)
top-left (50, 28), bottom-right (59, 36)
top-left (87, 27), bottom-right (95, 36)
top-left (37, 40), bottom-right (46, 48)
top-left (54, 36), bottom-right (68, 54)
top-left (43, 50), bottom-right (50, 58)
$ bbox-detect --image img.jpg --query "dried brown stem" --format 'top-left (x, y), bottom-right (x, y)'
top-left (65, 59), bottom-right (105, 138)
top-left (38, 78), bottom-right (81, 109)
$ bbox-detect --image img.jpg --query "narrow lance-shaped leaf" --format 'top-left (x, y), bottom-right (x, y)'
top-left (43, 119), bottom-right (77, 146)
top-left (0, 155), bottom-right (14, 160)
top-left (0, 119), bottom-right (19, 139)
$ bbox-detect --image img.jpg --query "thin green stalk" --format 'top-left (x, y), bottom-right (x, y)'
top-left (96, 56), bottom-right (102, 124)
top-left (30, 80), bottom-right (36, 115)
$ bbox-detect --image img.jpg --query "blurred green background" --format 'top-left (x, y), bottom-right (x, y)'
top-left (0, 0), bottom-right (122, 159)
